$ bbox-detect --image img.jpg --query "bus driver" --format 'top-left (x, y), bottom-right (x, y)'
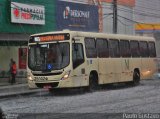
top-left (47, 49), bottom-right (57, 63)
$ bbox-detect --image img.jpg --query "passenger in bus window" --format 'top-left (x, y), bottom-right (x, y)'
top-left (47, 49), bottom-right (57, 63)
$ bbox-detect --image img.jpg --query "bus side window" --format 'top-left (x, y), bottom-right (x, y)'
top-left (97, 38), bottom-right (109, 58)
top-left (85, 38), bottom-right (97, 58)
top-left (109, 39), bottom-right (120, 57)
top-left (72, 43), bottom-right (84, 69)
top-left (139, 41), bottom-right (149, 57)
top-left (120, 40), bottom-right (131, 57)
top-left (148, 42), bottom-right (156, 57)
top-left (130, 41), bottom-right (140, 57)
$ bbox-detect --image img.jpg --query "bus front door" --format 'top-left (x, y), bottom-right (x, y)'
top-left (72, 38), bottom-right (87, 87)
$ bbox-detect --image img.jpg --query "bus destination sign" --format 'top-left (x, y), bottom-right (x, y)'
top-left (29, 33), bottom-right (70, 43)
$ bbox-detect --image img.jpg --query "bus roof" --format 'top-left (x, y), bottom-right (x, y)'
top-left (31, 30), bottom-right (155, 42)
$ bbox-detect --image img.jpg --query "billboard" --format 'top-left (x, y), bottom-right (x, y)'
top-left (11, 2), bottom-right (45, 25)
top-left (135, 23), bottom-right (160, 33)
top-left (56, 1), bottom-right (99, 32)
top-left (100, 0), bottom-right (135, 7)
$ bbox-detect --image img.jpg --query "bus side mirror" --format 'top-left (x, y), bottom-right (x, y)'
top-left (72, 38), bottom-right (78, 51)
top-left (74, 44), bottom-right (78, 51)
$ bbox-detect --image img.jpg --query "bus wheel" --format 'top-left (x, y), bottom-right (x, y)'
top-left (88, 73), bottom-right (98, 92)
top-left (132, 71), bottom-right (140, 86)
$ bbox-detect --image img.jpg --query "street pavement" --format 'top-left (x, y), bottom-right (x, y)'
top-left (1, 78), bottom-right (160, 119)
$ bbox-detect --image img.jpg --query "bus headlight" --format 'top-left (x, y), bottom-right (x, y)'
top-left (28, 75), bottom-right (33, 81)
top-left (61, 70), bottom-right (71, 80)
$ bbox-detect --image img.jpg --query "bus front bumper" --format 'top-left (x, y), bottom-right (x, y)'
top-left (35, 78), bottom-right (72, 89)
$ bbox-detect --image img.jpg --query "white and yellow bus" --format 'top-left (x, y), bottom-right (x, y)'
top-left (27, 30), bottom-right (157, 90)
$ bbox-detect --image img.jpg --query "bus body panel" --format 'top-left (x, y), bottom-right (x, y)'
top-left (141, 58), bottom-right (157, 79)
top-left (98, 58), bottom-right (122, 84)
top-left (71, 61), bottom-right (88, 87)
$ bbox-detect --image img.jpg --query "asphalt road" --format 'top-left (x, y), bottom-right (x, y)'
top-left (0, 79), bottom-right (160, 119)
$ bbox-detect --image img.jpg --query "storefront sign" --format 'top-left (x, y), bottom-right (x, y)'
top-left (11, 2), bottom-right (45, 25)
top-left (100, 0), bottom-right (135, 7)
top-left (56, 1), bottom-right (98, 32)
top-left (19, 48), bottom-right (27, 69)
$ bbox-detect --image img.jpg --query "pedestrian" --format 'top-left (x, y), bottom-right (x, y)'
top-left (8, 58), bottom-right (14, 83)
top-left (11, 61), bottom-right (17, 84)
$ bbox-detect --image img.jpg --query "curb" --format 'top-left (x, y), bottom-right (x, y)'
top-left (0, 89), bottom-right (44, 99)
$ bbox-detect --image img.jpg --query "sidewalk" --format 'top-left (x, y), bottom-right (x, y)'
top-left (0, 79), bottom-right (44, 98)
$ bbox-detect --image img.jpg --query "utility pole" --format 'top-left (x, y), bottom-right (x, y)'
top-left (113, 0), bottom-right (117, 34)
top-left (89, 0), bottom-right (103, 32)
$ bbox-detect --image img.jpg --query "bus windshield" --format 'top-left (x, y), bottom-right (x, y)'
top-left (28, 42), bottom-right (70, 71)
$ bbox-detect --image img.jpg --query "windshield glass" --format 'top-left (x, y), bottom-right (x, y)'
top-left (28, 42), bottom-right (70, 71)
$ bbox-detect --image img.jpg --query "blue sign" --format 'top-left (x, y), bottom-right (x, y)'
top-left (47, 64), bottom-right (53, 70)
top-left (56, 1), bottom-right (99, 32)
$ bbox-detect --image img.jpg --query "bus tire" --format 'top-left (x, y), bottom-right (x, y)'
top-left (132, 70), bottom-right (140, 86)
top-left (88, 72), bottom-right (98, 92)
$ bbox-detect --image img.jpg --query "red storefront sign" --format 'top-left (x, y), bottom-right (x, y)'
top-left (11, 2), bottom-right (45, 25)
